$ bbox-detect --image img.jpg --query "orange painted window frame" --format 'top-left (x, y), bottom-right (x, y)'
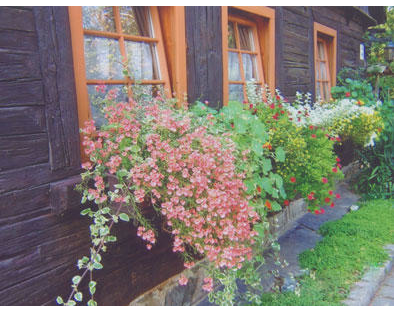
top-left (314, 22), bottom-right (337, 101)
top-left (68, 6), bottom-right (187, 159)
top-left (222, 6), bottom-right (275, 105)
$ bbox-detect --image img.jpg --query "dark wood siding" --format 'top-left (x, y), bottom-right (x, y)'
top-left (185, 6), bottom-right (223, 109)
top-left (0, 6), bottom-right (184, 306)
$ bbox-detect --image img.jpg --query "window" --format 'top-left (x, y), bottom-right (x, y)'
top-left (314, 22), bottom-right (337, 102)
top-left (222, 6), bottom-right (275, 104)
top-left (69, 6), bottom-right (171, 130)
top-left (227, 16), bottom-right (264, 102)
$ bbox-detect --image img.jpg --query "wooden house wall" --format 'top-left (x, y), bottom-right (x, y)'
top-left (275, 6), bottom-right (367, 101)
top-left (0, 6), bottom-right (183, 306)
top-left (0, 5), bottom-right (374, 306)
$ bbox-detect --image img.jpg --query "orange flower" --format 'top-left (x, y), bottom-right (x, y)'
top-left (263, 142), bottom-right (272, 150)
top-left (265, 200), bottom-right (272, 210)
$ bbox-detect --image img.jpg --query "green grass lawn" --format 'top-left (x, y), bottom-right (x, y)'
top-left (259, 199), bottom-right (394, 306)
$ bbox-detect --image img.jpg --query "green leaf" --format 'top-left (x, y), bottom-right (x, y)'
top-left (262, 158), bottom-right (272, 175)
top-left (275, 147), bottom-right (286, 162)
top-left (251, 139), bottom-right (263, 156)
top-left (89, 286), bottom-right (96, 295)
top-left (351, 91), bottom-right (358, 98)
top-left (67, 300), bottom-right (76, 306)
top-left (80, 208), bottom-right (91, 216)
top-left (74, 292), bottom-right (83, 302)
top-left (271, 201), bottom-right (282, 211)
top-left (101, 207), bottom-right (110, 214)
top-left (93, 262), bottom-right (103, 270)
top-left (260, 178), bottom-right (273, 195)
top-left (119, 213), bottom-right (130, 222)
top-left (56, 296), bottom-right (64, 305)
top-left (88, 299), bottom-right (97, 306)
top-left (130, 145), bottom-right (140, 153)
top-left (234, 116), bottom-right (248, 134)
top-left (254, 223), bottom-right (265, 238)
top-left (251, 120), bottom-right (266, 137)
top-left (89, 281), bottom-right (97, 288)
top-left (72, 275), bottom-right (81, 285)
top-left (106, 235), bottom-right (117, 242)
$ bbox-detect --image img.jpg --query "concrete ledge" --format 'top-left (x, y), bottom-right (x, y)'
top-left (343, 245), bottom-right (394, 306)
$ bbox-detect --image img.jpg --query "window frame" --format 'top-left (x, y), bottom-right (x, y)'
top-left (313, 22), bottom-right (337, 102)
top-left (227, 15), bottom-right (265, 101)
top-left (222, 6), bottom-right (275, 105)
top-left (68, 6), bottom-right (187, 160)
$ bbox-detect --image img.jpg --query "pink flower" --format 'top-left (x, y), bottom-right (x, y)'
top-left (335, 193), bottom-right (341, 199)
top-left (179, 275), bottom-right (188, 286)
top-left (322, 177), bottom-right (328, 184)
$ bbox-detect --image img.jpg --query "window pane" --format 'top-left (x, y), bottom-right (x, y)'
top-left (120, 6), bottom-right (152, 37)
top-left (317, 41), bottom-right (325, 60)
top-left (320, 61), bottom-right (328, 80)
top-left (228, 52), bottom-right (241, 81)
top-left (84, 36), bottom-right (124, 80)
top-left (242, 54), bottom-right (258, 81)
top-left (132, 84), bottom-right (162, 104)
top-left (316, 82), bottom-right (321, 99)
top-left (125, 41), bottom-right (159, 80)
top-left (82, 6), bottom-right (115, 32)
top-left (228, 22), bottom-right (236, 49)
top-left (87, 84), bottom-right (127, 128)
top-left (238, 25), bottom-right (253, 51)
top-left (229, 84), bottom-right (244, 102)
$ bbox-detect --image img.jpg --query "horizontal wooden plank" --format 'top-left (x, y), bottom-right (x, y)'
top-left (0, 80), bottom-right (44, 106)
top-left (0, 163), bottom-right (81, 195)
top-left (0, 133), bottom-right (48, 171)
top-left (0, 7), bottom-right (35, 32)
top-left (0, 51), bottom-right (41, 82)
top-left (0, 184), bottom-right (49, 219)
top-left (0, 29), bottom-right (38, 52)
top-left (0, 106), bottom-right (46, 136)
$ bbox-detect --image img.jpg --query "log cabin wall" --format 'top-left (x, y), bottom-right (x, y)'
top-left (0, 6), bottom-right (184, 305)
top-left (0, 6), bottom-right (376, 306)
top-left (274, 6), bottom-right (371, 101)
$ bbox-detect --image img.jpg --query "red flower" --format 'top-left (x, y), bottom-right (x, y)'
top-left (309, 125), bottom-right (314, 130)
top-left (336, 137), bottom-right (341, 142)
top-left (324, 197), bottom-right (330, 203)
top-left (280, 110), bottom-right (285, 114)
top-left (336, 157), bottom-right (341, 163)
top-left (345, 92), bottom-right (351, 97)
top-left (284, 200), bottom-right (290, 206)
top-left (243, 100), bottom-right (248, 104)
top-left (290, 177), bottom-right (296, 183)
top-left (272, 113), bottom-right (279, 120)
top-left (311, 134), bottom-right (317, 138)
top-left (335, 193), bottom-right (341, 199)
top-left (320, 208), bottom-right (325, 214)
top-left (332, 167), bottom-right (338, 173)
top-left (265, 200), bottom-right (272, 210)
top-left (314, 210), bottom-right (320, 215)
top-left (276, 95), bottom-right (281, 100)
top-left (330, 202), bottom-right (335, 208)
top-left (307, 192), bottom-right (315, 200)
top-left (328, 190), bottom-right (333, 195)
top-left (337, 163), bottom-right (342, 169)
top-left (322, 177), bottom-right (328, 184)
top-left (231, 123), bottom-right (234, 128)
top-left (269, 103), bottom-right (275, 109)
top-left (253, 109), bottom-right (257, 114)
top-left (257, 186), bottom-right (262, 193)
top-left (249, 104), bottom-right (254, 109)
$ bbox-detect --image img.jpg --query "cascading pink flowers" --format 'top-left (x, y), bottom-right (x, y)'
top-left (80, 96), bottom-right (260, 289)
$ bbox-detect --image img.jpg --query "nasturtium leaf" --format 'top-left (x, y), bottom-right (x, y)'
top-left (252, 139), bottom-right (263, 156)
top-left (254, 223), bottom-right (265, 238)
top-left (251, 120), bottom-right (265, 137)
top-left (271, 201), bottom-right (282, 211)
top-left (244, 179), bottom-right (256, 194)
top-left (275, 147), bottom-right (286, 162)
top-left (234, 117), bottom-right (247, 134)
top-left (271, 188), bottom-right (279, 199)
top-left (260, 178), bottom-right (273, 195)
top-left (262, 158), bottom-right (272, 174)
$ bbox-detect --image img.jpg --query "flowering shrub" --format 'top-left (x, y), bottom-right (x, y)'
top-left (245, 83), bottom-right (344, 213)
top-left (285, 94), bottom-right (383, 147)
top-left (57, 86), bottom-right (277, 306)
